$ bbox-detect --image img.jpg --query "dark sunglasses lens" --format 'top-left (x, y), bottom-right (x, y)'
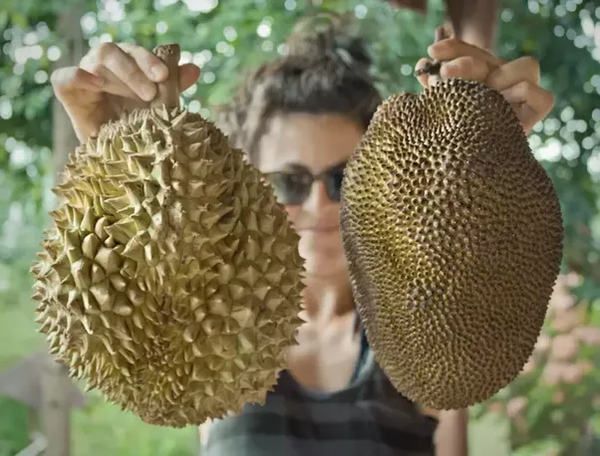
top-left (267, 173), bottom-right (310, 205)
top-left (325, 168), bottom-right (345, 202)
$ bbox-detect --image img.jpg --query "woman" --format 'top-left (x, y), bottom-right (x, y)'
top-left (51, 11), bottom-right (554, 456)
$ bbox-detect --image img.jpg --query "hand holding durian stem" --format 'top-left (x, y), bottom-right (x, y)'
top-left (152, 44), bottom-right (181, 110)
top-left (50, 39), bottom-right (200, 143)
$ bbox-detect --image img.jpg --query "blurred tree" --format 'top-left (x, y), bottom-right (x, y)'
top-left (474, 273), bottom-right (600, 456)
top-left (0, 0), bottom-right (599, 454)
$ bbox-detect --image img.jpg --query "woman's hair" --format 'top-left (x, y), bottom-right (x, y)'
top-left (214, 11), bottom-right (382, 162)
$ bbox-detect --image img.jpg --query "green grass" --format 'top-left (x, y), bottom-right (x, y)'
top-left (0, 305), bottom-right (45, 367)
top-left (0, 397), bottom-right (29, 456)
top-left (72, 394), bottom-right (198, 456)
top-left (469, 414), bottom-right (510, 456)
top-left (0, 394), bottom-right (198, 456)
top-left (0, 295), bottom-right (198, 455)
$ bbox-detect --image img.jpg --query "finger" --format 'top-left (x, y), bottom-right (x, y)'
top-left (179, 63), bottom-right (202, 92)
top-left (500, 81), bottom-right (554, 132)
top-left (119, 43), bottom-right (200, 94)
top-left (84, 64), bottom-right (146, 101)
top-left (93, 42), bottom-right (157, 101)
top-left (119, 42), bottom-right (201, 94)
top-left (440, 55), bottom-right (489, 82)
top-left (485, 56), bottom-right (540, 92)
top-left (428, 38), bottom-right (504, 70)
top-left (51, 67), bottom-right (105, 97)
top-left (513, 104), bottom-right (539, 134)
top-left (81, 48), bottom-right (147, 101)
top-left (88, 62), bottom-right (199, 100)
top-left (415, 58), bottom-right (432, 89)
top-left (117, 42), bottom-right (169, 82)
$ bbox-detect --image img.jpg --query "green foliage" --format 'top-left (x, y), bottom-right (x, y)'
top-left (71, 391), bottom-right (197, 456)
top-left (1, 0), bottom-right (599, 454)
top-left (472, 274), bottom-right (600, 455)
top-left (0, 397), bottom-right (29, 456)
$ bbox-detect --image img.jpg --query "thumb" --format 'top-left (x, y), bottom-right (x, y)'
top-left (179, 63), bottom-right (201, 93)
top-left (415, 58), bottom-right (432, 88)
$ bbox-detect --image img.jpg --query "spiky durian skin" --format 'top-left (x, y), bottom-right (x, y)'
top-left (340, 78), bottom-right (563, 410)
top-left (31, 106), bottom-right (305, 427)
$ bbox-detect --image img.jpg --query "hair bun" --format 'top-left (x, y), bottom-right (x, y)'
top-left (285, 10), bottom-right (372, 69)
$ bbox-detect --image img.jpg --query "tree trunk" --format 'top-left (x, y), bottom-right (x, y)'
top-left (39, 359), bottom-right (72, 456)
top-left (41, 2), bottom-right (88, 456)
top-left (52, 3), bottom-right (87, 177)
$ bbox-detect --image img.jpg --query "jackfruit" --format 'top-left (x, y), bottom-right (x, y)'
top-left (340, 77), bottom-right (563, 410)
top-left (31, 44), bottom-right (305, 427)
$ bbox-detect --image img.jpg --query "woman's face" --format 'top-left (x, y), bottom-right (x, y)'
top-left (256, 112), bottom-right (365, 280)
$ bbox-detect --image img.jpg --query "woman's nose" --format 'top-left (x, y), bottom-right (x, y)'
top-left (302, 180), bottom-right (331, 212)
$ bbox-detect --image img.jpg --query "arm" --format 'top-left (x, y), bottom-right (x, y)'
top-left (434, 409), bottom-right (469, 456)
top-left (420, 407), bottom-right (469, 456)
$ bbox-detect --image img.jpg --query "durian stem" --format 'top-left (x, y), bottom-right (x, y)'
top-left (152, 44), bottom-right (181, 109)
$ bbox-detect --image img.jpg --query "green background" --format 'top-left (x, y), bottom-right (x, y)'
top-left (1, 0), bottom-right (599, 454)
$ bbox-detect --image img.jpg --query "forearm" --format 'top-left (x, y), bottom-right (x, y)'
top-left (434, 408), bottom-right (469, 456)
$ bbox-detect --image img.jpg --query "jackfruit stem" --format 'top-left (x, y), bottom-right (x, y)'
top-left (152, 44), bottom-right (181, 109)
top-left (415, 61), bottom-right (441, 77)
top-left (414, 26), bottom-right (448, 79)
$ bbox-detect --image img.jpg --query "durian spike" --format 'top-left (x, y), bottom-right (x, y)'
top-left (31, 39), bottom-right (306, 427)
top-left (151, 44), bottom-right (181, 109)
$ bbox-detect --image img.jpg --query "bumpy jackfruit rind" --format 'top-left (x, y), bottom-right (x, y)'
top-left (340, 78), bottom-right (563, 410)
top-left (31, 105), bottom-right (306, 427)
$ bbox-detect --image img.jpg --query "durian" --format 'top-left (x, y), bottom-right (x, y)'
top-left (340, 77), bottom-right (563, 410)
top-left (31, 44), bottom-right (305, 427)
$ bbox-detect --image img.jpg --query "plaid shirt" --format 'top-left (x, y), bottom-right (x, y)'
top-left (202, 329), bottom-right (437, 456)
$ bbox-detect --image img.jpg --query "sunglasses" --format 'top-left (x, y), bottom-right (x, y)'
top-left (263, 161), bottom-right (347, 206)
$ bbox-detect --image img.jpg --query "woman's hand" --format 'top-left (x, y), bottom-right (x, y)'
top-left (415, 38), bottom-right (554, 135)
top-left (51, 42), bottom-right (201, 143)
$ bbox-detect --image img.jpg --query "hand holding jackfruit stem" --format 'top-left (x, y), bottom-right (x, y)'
top-left (340, 54), bottom-right (563, 409)
top-left (415, 38), bottom-right (554, 134)
top-left (51, 42), bottom-right (201, 143)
